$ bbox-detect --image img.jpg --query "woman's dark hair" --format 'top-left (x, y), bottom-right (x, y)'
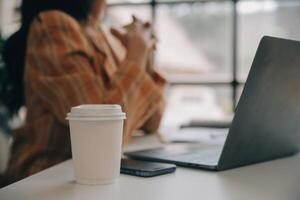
top-left (1, 0), bottom-right (95, 116)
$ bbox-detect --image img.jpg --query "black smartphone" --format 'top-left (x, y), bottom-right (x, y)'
top-left (121, 158), bottom-right (176, 177)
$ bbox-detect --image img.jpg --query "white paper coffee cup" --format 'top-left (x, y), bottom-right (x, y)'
top-left (66, 104), bottom-right (126, 185)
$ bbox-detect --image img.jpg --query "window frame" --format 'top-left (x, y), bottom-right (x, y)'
top-left (108, 0), bottom-right (242, 110)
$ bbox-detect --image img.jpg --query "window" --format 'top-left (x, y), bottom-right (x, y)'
top-left (0, 0), bottom-right (21, 37)
top-left (105, 0), bottom-right (300, 128)
top-left (105, 0), bottom-right (236, 127)
top-left (1, 0), bottom-right (300, 128)
top-left (238, 1), bottom-right (300, 81)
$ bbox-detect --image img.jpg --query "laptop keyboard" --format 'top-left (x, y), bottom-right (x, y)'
top-left (126, 144), bottom-right (224, 168)
top-left (173, 148), bottom-right (222, 164)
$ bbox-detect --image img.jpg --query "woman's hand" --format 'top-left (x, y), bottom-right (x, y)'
top-left (110, 16), bottom-right (157, 70)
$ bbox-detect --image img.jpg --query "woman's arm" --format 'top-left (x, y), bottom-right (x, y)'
top-left (111, 18), bottom-right (167, 134)
top-left (26, 11), bottom-right (163, 143)
top-left (140, 69), bottom-right (167, 133)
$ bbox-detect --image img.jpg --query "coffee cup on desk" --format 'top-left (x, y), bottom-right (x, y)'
top-left (66, 104), bottom-right (126, 185)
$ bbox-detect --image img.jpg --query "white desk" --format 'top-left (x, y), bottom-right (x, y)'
top-left (1, 135), bottom-right (300, 200)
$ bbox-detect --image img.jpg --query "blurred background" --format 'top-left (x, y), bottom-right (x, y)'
top-left (1, 0), bottom-right (300, 171)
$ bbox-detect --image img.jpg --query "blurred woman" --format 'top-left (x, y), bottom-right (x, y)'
top-left (1, 0), bottom-right (165, 185)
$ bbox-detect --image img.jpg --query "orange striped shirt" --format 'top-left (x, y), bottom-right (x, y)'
top-left (6, 10), bottom-right (166, 181)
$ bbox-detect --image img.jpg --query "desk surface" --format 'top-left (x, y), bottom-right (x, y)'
top-left (1, 135), bottom-right (300, 200)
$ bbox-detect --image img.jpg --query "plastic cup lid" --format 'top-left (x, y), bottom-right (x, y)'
top-left (66, 104), bottom-right (126, 120)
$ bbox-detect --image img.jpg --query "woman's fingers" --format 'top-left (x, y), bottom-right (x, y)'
top-left (110, 28), bottom-right (127, 46)
top-left (132, 15), bottom-right (138, 22)
top-left (112, 18), bottom-right (158, 51)
top-left (123, 15), bottom-right (139, 30)
top-left (144, 22), bottom-right (151, 29)
top-left (151, 32), bottom-right (158, 41)
top-left (149, 38), bottom-right (157, 50)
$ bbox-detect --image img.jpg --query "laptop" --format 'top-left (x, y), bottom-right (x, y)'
top-left (125, 36), bottom-right (300, 171)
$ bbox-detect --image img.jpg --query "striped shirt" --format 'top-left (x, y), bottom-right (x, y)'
top-left (6, 10), bottom-right (166, 182)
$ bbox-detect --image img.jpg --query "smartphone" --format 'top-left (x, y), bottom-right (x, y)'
top-left (121, 158), bottom-right (176, 177)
